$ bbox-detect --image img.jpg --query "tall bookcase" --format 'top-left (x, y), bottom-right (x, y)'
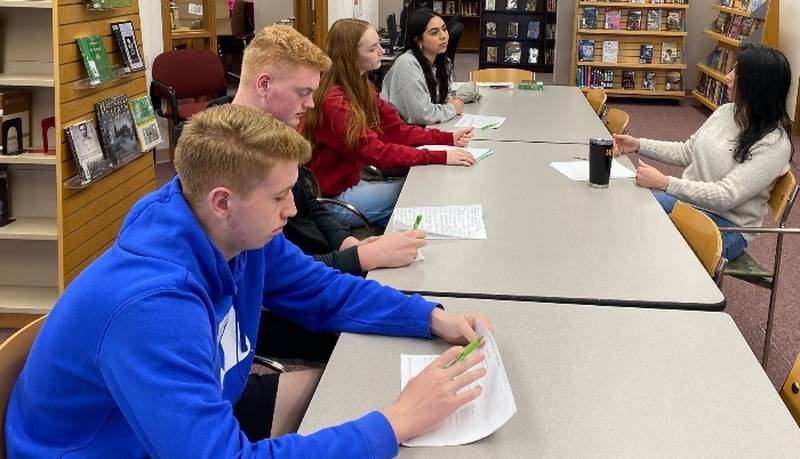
top-left (414, 0), bottom-right (481, 52)
top-left (569, 0), bottom-right (689, 99)
top-left (692, 0), bottom-right (779, 111)
top-left (479, 0), bottom-right (556, 72)
top-left (0, 0), bottom-right (156, 327)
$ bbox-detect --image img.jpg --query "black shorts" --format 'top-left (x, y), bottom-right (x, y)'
top-left (233, 373), bottom-right (280, 442)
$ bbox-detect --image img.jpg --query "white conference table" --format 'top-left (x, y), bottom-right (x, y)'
top-left (434, 85), bottom-right (609, 144)
top-left (299, 297), bottom-right (800, 458)
top-left (369, 141), bottom-right (724, 310)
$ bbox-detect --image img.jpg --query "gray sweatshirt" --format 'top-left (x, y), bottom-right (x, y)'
top-left (380, 50), bottom-right (456, 125)
top-left (639, 103), bottom-right (791, 242)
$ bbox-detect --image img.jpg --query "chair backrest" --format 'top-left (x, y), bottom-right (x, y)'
top-left (470, 68), bottom-right (534, 83)
top-left (586, 88), bottom-right (607, 116)
top-left (386, 13), bottom-right (398, 50)
top-left (604, 107), bottom-right (629, 135)
top-left (670, 202), bottom-right (724, 279)
top-left (0, 316), bottom-right (46, 457)
top-left (151, 49), bottom-right (227, 100)
top-left (445, 20), bottom-right (464, 63)
top-left (767, 170), bottom-right (798, 225)
top-left (781, 352), bottom-right (800, 426)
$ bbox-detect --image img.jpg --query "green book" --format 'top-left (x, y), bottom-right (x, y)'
top-left (111, 0), bottom-right (133, 7)
top-left (128, 95), bottom-right (162, 151)
top-left (86, 0), bottom-right (114, 10)
top-left (76, 35), bottom-right (113, 85)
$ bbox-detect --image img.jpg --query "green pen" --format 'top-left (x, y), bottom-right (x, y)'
top-left (481, 123), bottom-right (498, 131)
top-left (412, 214), bottom-right (423, 230)
top-left (445, 335), bottom-right (484, 368)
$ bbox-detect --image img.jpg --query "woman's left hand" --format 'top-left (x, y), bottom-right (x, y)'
top-left (636, 160), bottom-right (669, 191)
top-left (453, 127), bottom-right (474, 147)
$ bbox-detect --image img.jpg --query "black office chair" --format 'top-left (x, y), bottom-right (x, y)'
top-left (446, 17), bottom-right (464, 64)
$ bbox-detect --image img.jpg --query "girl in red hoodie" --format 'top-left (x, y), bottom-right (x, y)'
top-left (304, 18), bottom-right (475, 227)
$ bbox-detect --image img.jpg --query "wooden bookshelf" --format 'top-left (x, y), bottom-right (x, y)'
top-left (693, 0), bottom-right (779, 111)
top-left (569, 0), bottom-right (688, 100)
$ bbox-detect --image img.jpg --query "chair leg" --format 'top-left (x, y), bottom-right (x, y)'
top-left (762, 233), bottom-right (786, 368)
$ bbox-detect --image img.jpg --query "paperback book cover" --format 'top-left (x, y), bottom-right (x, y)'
top-left (646, 10), bottom-right (661, 31)
top-left (627, 10), bottom-right (642, 31)
top-left (714, 12), bottom-right (730, 34)
top-left (665, 71), bottom-right (683, 91)
top-left (486, 46), bottom-right (498, 63)
top-left (740, 17), bottom-right (755, 39)
top-left (661, 42), bottom-right (679, 64)
top-left (579, 39), bottom-right (595, 62)
top-left (485, 0), bottom-right (495, 10)
top-left (507, 0), bottom-right (517, 9)
top-left (504, 41), bottom-right (521, 64)
top-left (602, 41), bottom-right (619, 63)
top-left (528, 47), bottom-right (539, 64)
top-left (728, 15), bottom-right (743, 39)
top-left (581, 7), bottom-right (598, 29)
top-left (622, 71), bottom-right (636, 90)
top-left (95, 95), bottom-right (139, 167)
top-left (65, 120), bottom-right (108, 184)
top-left (665, 10), bottom-right (682, 31)
top-left (639, 44), bottom-right (653, 64)
top-left (604, 9), bottom-right (621, 30)
top-left (525, 0), bottom-right (537, 12)
top-left (486, 21), bottom-right (497, 38)
top-left (77, 35), bottom-right (113, 85)
top-left (128, 95), bottom-right (162, 151)
top-left (115, 21), bottom-right (144, 72)
top-left (508, 21), bottom-right (519, 39)
top-left (86, 0), bottom-right (113, 10)
top-left (642, 71), bottom-right (656, 90)
top-left (527, 20), bottom-right (541, 39)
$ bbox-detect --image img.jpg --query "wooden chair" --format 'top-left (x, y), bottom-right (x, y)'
top-left (0, 316), bottom-right (45, 458)
top-left (670, 202), bottom-right (725, 283)
top-left (781, 352), bottom-right (800, 426)
top-left (719, 170), bottom-right (800, 368)
top-left (586, 88), bottom-right (607, 117)
top-left (604, 107), bottom-right (629, 135)
top-left (470, 68), bottom-right (534, 83)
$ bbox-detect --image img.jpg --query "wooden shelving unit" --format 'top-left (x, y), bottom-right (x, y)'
top-left (0, 0), bottom-right (156, 326)
top-left (693, 0), bottom-right (779, 111)
top-left (161, 0), bottom-right (217, 52)
top-left (414, 1), bottom-right (482, 53)
top-left (569, 0), bottom-right (688, 99)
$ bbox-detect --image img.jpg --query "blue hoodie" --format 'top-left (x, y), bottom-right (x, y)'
top-left (6, 177), bottom-right (438, 458)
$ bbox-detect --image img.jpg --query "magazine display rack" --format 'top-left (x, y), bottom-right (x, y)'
top-left (412, 0), bottom-right (483, 53)
top-left (569, 0), bottom-right (689, 99)
top-left (0, 0), bottom-right (156, 326)
top-left (479, 0), bottom-right (557, 73)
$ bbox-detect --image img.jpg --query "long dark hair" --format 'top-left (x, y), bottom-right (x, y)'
top-left (404, 9), bottom-right (452, 104)
top-left (731, 45), bottom-right (792, 163)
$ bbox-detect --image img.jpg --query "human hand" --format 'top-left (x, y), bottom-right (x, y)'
top-left (430, 308), bottom-right (493, 345)
top-left (446, 148), bottom-right (475, 166)
top-left (381, 346), bottom-right (486, 443)
top-left (453, 127), bottom-right (474, 147)
top-left (635, 159), bottom-right (669, 191)
top-left (612, 134), bottom-right (641, 155)
top-left (357, 230), bottom-right (427, 271)
top-left (448, 97), bottom-right (464, 115)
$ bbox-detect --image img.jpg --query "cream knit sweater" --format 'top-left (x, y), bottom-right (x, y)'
top-left (638, 103), bottom-right (791, 242)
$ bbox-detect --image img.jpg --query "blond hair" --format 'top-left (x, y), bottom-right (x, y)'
top-left (241, 25), bottom-right (331, 85)
top-left (175, 104), bottom-right (311, 206)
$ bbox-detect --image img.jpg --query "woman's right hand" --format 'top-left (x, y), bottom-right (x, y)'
top-left (448, 97), bottom-right (464, 115)
top-left (446, 148), bottom-right (475, 167)
top-left (612, 134), bottom-right (641, 155)
top-left (380, 347), bottom-right (486, 443)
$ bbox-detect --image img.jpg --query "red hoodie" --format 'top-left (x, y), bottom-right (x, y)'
top-left (307, 85), bottom-right (453, 197)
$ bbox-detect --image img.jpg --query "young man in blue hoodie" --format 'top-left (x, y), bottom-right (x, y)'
top-left (6, 104), bottom-right (489, 457)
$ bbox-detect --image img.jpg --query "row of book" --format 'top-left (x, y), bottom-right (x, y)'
top-left (76, 20), bottom-right (144, 86)
top-left (579, 40), bottom-right (681, 65)
top-left (712, 12), bottom-right (758, 41)
top-left (718, 0), bottom-right (764, 13)
top-left (697, 73), bottom-right (729, 107)
top-left (485, 20), bottom-right (555, 40)
top-left (584, 0), bottom-right (688, 3)
top-left (430, 1), bottom-right (481, 15)
top-left (576, 68), bottom-right (683, 91)
top-left (580, 8), bottom-right (683, 32)
top-left (86, 0), bottom-right (132, 10)
top-left (484, 0), bottom-right (538, 11)
top-left (707, 45), bottom-right (736, 74)
top-left (486, 43), bottom-right (552, 64)
top-left (65, 95), bottom-right (162, 185)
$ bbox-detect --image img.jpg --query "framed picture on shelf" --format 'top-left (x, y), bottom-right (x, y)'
top-left (508, 22), bottom-right (519, 39)
top-left (485, 0), bottom-right (496, 11)
top-left (505, 41), bottom-right (521, 63)
top-left (486, 21), bottom-right (497, 38)
top-left (578, 39), bottom-right (595, 62)
top-left (525, 0), bottom-right (537, 11)
top-left (661, 42), bottom-right (678, 64)
top-left (528, 47), bottom-right (539, 64)
top-left (487, 45), bottom-right (498, 63)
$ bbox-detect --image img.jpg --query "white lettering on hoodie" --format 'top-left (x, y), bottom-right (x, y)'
top-left (217, 305), bottom-right (252, 390)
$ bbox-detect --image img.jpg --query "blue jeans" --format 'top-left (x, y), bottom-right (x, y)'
top-left (326, 179), bottom-right (404, 227)
top-left (654, 191), bottom-right (747, 260)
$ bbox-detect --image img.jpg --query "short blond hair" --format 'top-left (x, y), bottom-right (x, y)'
top-left (174, 104), bottom-right (311, 206)
top-left (241, 25), bottom-right (331, 85)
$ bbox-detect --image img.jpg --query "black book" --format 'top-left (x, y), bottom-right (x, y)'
top-left (627, 10), bottom-right (642, 31)
top-left (112, 21), bottom-right (144, 72)
top-left (65, 120), bottom-right (108, 184)
top-left (622, 71), bottom-right (636, 90)
top-left (581, 7), bottom-right (598, 29)
top-left (639, 44), bottom-right (654, 64)
top-left (95, 95), bottom-right (140, 167)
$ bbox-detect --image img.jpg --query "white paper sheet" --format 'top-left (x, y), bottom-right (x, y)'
top-left (550, 159), bottom-right (636, 181)
top-left (417, 145), bottom-right (494, 162)
top-left (392, 205), bottom-right (488, 239)
top-left (454, 114), bottom-right (507, 130)
top-left (474, 81), bottom-right (516, 88)
top-left (400, 322), bottom-right (516, 447)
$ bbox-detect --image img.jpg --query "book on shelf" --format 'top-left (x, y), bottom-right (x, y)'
top-left (485, 0), bottom-right (495, 11)
top-left (111, 21), bottom-right (145, 73)
top-left (665, 10), bottom-right (682, 32)
top-left (601, 70), bottom-right (614, 89)
top-left (433, 0), bottom-right (443, 14)
top-left (546, 0), bottom-right (557, 10)
top-left (528, 47), bottom-right (539, 64)
top-left (660, 42), bottom-right (679, 64)
top-left (605, 9), bottom-right (621, 30)
top-left (112, 0), bottom-right (133, 6)
top-left (718, 0), bottom-right (733, 6)
top-left (525, 0), bottom-right (537, 12)
top-left (545, 48), bottom-right (553, 65)
top-left (545, 23), bottom-right (556, 39)
top-left (445, 1), bottom-right (455, 14)
top-left (602, 41), bottom-right (618, 63)
top-left (507, 0), bottom-right (517, 10)
top-left (487, 46), bottom-right (498, 63)
top-left (486, 21), bottom-right (497, 38)
top-left (77, 35), bottom-right (114, 86)
top-left (708, 45), bottom-right (735, 73)
top-left (629, 0), bottom-right (645, 3)
top-left (579, 39), bottom-right (595, 62)
top-left (646, 10), bottom-right (661, 31)
top-left (740, 17), bottom-right (756, 39)
top-left (665, 71), bottom-right (682, 91)
top-left (95, 95), bottom-right (140, 167)
top-left (508, 22), bottom-right (519, 39)
top-left (581, 7), bottom-right (598, 29)
top-left (714, 12), bottom-right (730, 34)
top-left (0, 90), bottom-right (31, 156)
top-left (86, 0), bottom-right (113, 10)
top-left (505, 41), bottom-right (522, 64)
top-left (627, 10), bottom-right (642, 31)
top-left (65, 120), bottom-right (109, 184)
top-left (527, 20), bottom-right (541, 39)
top-left (622, 71), bottom-right (636, 89)
top-left (727, 15), bottom-right (743, 39)
top-left (639, 44), bottom-right (653, 64)
top-left (642, 71), bottom-right (656, 91)
top-left (128, 95), bottom-right (162, 152)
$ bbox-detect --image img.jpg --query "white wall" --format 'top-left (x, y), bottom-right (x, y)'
top-left (379, 0), bottom-right (404, 27)
top-left (254, 0), bottom-right (294, 30)
top-left (328, 0), bottom-right (379, 28)
top-left (138, 0), bottom-right (164, 85)
top-left (779, 0), bottom-right (799, 121)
